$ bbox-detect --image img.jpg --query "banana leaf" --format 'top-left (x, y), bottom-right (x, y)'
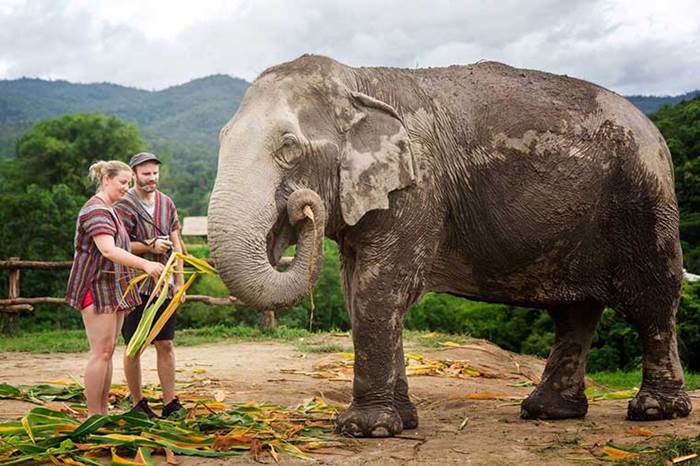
top-left (110, 447), bottom-right (156, 466)
top-left (125, 282), bottom-right (170, 359)
top-left (175, 253), bottom-right (217, 275)
top-left (0, 390), bottom-right (346, 464)
top-left (140, 273), bottom-right (197, 353)
top-left (125, 252), bottom-right (213, 359)
top-left (0, 383), bottom-right (23, 399)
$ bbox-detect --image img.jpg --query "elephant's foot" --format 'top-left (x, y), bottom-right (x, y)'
top-left (521, 387), bottom-right (588, 420)
top-left (394, 399), bottom-right (418, 430)
top-left (627, 388), bottom-right (691, 421)
top-left (335, 404), bottom-right (403, 437)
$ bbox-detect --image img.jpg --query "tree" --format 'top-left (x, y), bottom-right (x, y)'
top-left (0, 184), bottom-right (86, 332)
top-left (10, 113), bottom-right (145, 197)
top-left (0, 113), bottom-right (146, 332)
top-left (651, 96), bottom-right (700, 272)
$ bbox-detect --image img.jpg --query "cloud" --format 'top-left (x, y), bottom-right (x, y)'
top-left (0, 0), bottom-right (698, 94)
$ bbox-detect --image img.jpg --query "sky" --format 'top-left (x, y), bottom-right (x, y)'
top-left (0, 0), bottom-right (698, 95)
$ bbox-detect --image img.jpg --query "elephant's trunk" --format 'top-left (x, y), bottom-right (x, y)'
top-left (209, 178), bottom-right (325, 310)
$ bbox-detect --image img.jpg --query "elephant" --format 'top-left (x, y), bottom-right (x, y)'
top-left (208, 54), bottom-right (691, 437)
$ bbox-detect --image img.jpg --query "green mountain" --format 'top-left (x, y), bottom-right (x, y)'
top-left (0, 74), bottom-right (249, 156)
top-left (626, 90), bottom-right (700, 114)
top-left (0, 75), bottom-right (250, 215)
top-left (0, 75), bottom-right (697, 214)
top-left (1, 75), bottom-right (696, 157)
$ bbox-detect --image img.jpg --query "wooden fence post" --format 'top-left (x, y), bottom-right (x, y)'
top-left (1, 257), bottom-right (32, 332)
top-left (4, 257), bottom-right (34, 313)
top-left (8, 257), bottom-right (20, 300)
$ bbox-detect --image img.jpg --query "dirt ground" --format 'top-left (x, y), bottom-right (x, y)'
top-left (1, 336), bottom-right (699, 465)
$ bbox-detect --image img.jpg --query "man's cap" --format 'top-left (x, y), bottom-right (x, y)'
top-left (129, 152), bottom-right (161, 168)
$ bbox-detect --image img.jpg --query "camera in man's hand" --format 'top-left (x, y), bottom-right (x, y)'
top-left (152, 236), bottom-right (173, 254)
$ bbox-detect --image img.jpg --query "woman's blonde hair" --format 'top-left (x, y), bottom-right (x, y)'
top-left (88, 160), bottom-right (132, 191)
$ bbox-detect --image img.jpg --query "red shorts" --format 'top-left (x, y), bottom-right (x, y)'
top-left (80, 289), bottom-right (94, 309)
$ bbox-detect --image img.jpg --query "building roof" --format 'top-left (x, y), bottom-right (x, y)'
top-left (182, 216), bottom-right (208, 236)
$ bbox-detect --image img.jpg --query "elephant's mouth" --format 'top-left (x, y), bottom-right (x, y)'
top-left (266, 208), bottom-right (299, 267)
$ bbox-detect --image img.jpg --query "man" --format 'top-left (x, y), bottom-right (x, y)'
top-left (115, 152), bottom-right (185, 418)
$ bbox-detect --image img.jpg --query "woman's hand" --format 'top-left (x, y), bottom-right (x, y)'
top-left (143, 261), bottom-right (164, 280)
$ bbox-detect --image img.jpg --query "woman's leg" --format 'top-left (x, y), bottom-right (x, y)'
top-left (81, 307), bottom-right (120, 416)
top-left (100, 311), bottom-right (124, 411)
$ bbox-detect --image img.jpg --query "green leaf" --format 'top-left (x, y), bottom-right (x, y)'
top-left (0, 383), bottom-right (23, 399)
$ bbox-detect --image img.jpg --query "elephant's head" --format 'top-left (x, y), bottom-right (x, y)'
top-left (208, 55), bottom-right (415, 309)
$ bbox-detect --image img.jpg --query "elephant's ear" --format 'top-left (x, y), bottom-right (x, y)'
top-left (339, 92), bottom-right (416, 226)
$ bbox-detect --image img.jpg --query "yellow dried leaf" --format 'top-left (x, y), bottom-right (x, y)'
top-left (164, 448), bottom-right (179, 465)
top-left (43, 379), bottom-right (75, 386)
top-left (269, 444), bottom-right (281, 464)
top-left (142, 272), bottom-right (197, 350)
top-left (602, 446), bottom-right (639, 459)
top-left (671, 453), bottom-right (698, 463)
top-left (439, 341), bottom-right (468, 348)
top-left (625, 427), bottom-right (654, 437)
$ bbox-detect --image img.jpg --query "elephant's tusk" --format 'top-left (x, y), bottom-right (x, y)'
top-left (303, 205), bottom-right (315, 222)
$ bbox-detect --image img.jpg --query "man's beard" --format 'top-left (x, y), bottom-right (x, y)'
top-left (137, 179), bottom-right (158, 193)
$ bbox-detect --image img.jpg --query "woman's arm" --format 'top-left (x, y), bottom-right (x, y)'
top-left (93, 234), bottom-right (163, 279)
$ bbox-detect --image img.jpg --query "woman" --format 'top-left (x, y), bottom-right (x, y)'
top-left (66, 160), bottom-right (164, 416)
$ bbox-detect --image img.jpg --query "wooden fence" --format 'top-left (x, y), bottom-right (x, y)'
top-left (0, 257), bottom-right (285, 328)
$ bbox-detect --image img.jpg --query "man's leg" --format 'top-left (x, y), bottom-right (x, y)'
top-left (154, 340), bottom-right (176, 404)
top-left (122, 299), bottom-right (145, 405)
top-left (123, 353), bottom-right (143, 404)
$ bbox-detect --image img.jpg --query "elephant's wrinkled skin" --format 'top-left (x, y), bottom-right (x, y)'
top-left (208, 55), bottom-right (691, 437)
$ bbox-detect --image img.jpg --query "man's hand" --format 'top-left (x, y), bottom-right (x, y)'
top-left (152, 237), bottom-right (173, 254)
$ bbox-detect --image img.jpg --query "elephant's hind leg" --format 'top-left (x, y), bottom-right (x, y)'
top-left (521, 302), bottom-right (603, 420)
top-left (623, 295), bottom-right (691, 420)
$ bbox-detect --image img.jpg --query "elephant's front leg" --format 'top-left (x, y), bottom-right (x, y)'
top-left (336, 281), bottom-right (407, 437)
top-left (394, 341), bottom-right (418, 429)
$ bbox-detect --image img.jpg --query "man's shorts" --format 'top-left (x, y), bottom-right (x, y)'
top-left (122, 294), bottom-right (176, 345)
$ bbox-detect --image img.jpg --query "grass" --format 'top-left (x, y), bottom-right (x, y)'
top-left (176, 324), bottom-right (310, 346)
top-left (0, 327), bottom-right (469, 353)
top-left (622, 435), bottom-right (700, 465)
top-left (0, 325), bottom-right (312, 353)
top-left (588, 370), bottom-right (700, 391)
top-left (404, 329), bottom-right (473, 348)
top-left (296, 342), bottom-right (350, 353)
top-left (0, 329), bottom-right (90, 352)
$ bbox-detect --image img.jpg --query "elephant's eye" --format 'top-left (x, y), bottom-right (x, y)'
top-left (276, 134), bottom-right (303, 168)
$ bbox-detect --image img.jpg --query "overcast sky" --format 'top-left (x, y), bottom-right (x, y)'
top-left (0, 0), bottom-right (698, 95)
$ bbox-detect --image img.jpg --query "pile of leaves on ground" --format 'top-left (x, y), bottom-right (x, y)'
top-left (282, 351), bottom-right (483, 381)
top-left (0, 382), bottom-right (349, 464)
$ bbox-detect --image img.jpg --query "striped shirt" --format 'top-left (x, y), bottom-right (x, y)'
top-left (114, 188), bottom-right (180, 296)
top-left (66, 196), bottom-right (141, 313)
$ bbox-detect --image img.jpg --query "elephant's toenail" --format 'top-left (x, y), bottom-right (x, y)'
top-left (344, 423), bottom-right (362, 437)
top-left (371, 426), bottom-right (391, 437)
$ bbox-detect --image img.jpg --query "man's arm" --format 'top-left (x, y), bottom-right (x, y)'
top-left (132, 238), bottom-right (172, 256)
top-left (131, 240), bottom-right (152, 255)
top-left (170, 229), bottom-right (185, 289)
